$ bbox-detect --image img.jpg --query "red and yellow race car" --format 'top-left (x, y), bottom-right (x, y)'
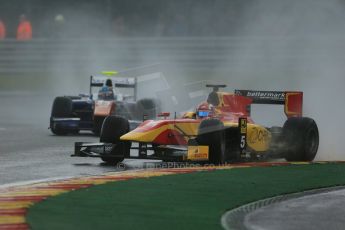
top-left (73, 85), bottom-right (319, 164)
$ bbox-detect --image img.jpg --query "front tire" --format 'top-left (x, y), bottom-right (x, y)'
top-left (282, 117), bottom-right (319, 161)
top-left (100, 116), bottom-right (131, 164)
top-left (50, 97), bottom-right (74, 135)
top-left (197, 119), bottom-right (226, 164)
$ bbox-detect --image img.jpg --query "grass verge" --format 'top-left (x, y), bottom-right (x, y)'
top-left (27, 163), bottom-right (345, 230)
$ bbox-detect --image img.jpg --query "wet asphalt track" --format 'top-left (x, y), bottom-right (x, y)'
top-left (0, 91), bottom-right (152, 185)
top-left (244, 188), bottom-right (345, 230)
top-left (221, 187), bottom-right (345, 230)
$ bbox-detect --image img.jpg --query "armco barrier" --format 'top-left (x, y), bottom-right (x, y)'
top-left (0, 37), bottom-right (344, 75)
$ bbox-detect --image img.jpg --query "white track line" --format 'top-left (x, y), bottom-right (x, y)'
top-left (0, 168), bottom-right (148, 190)
top-left (0, 176), bottom-right (76, 190)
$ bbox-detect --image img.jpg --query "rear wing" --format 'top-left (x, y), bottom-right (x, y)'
top-left (206, 84), bottom-right (227, 91)
top-left (89, 75), bottom-right (137, 100)
top-left (234, 90), bottom-right (303, 118)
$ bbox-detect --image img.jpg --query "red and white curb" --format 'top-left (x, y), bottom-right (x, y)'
top-left (0, 162), bottom-right (313, 230)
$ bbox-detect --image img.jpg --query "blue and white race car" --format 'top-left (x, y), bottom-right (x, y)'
top-left (49, 72), bottom-right (159, 135)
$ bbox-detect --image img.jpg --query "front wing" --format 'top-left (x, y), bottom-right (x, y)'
top-left (72, 142), bottom-right (212, 162)
top-left (72, 117), bottom-right (248, 162)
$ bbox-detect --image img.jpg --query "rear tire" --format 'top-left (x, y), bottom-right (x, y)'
top-left (100, 116), bottom-right (131, 164)
top-left (283, 117), bottom-right (319, 161)
top-left (50, 97), bottom-right (73, 135)
top-left (136, 98), bottom-right (158, 119)
top-left (197, 119), bottom-right (226, 164)
top-left (93, 116), bottom-right (105, 136)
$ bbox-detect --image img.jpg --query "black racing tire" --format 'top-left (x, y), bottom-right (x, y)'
top-left (196, 119), bottom-right (226, 164)
top-left (70, 129), bottom-right (80, 135)
top-left (100, 147), bottom-right (125, 165)
top-left (100, 157), bottom-right (122, 165)
top-left (50, 97), bottom-right (73, 135)
top-left (51, 97), bottom-right (73, 118)
top-left (136, 98), bottom-right (157, 119)
top-left (66, 96), bottom-right (81, 100)
top-left (100, 116), bottom-right (131, 164)
top-left (93, 116), bottom-right (105, 136)
top-left (282, 117), bottom-right (319, 161)
top-left (100, 116), bottom-right (129, 143)
top-left (51, 126), bottom-right (69, 135)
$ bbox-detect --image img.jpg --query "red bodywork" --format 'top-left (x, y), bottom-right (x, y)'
top-left (121, 90), bottom-right (304, 146)
top-left (284, 92), bottom-right (303, 117)
top-left (94, 100), bottom-right (115, 117)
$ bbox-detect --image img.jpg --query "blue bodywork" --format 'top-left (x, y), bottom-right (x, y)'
top-left (50, 98), bottom-right (95, 132)
top-left (50, 75), bottom-right (148, 135)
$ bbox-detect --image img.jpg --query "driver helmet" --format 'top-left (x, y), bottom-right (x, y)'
top-left (196, 102), bottom-right (211, 118)
top-left (105, 79), bottom-right (113, 87)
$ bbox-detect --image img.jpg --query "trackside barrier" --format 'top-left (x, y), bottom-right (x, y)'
top-left (0, 37), bottom-right (342, 75)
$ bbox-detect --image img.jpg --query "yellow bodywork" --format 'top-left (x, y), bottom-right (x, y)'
top-left (187, 146), bottom-right (209, 161)
top-left (182, 111), bottom-right (196, 119)
top-left (121, 119), bottom-right (271, 152)
top-left (222, 122), bottom-right (271, 152)
top-left (120, 120), bottom-right (199, 143)
top-left (240, 123), bottom-right (271, 152)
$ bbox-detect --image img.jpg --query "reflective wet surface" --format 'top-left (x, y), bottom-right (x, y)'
top-left (244, 188), bottom-right (345, 230)
top-left (0, 92), bottom-right (154, 185)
